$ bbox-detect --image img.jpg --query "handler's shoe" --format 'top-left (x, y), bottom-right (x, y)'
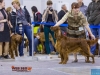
top-left (72, 59), bottom-right (78, 63)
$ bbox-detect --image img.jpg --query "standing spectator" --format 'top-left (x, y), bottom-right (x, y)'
top-left (31, 6), bottom-right (42, 35)
top-left (12, 0), bottom-right (32, 56)
top-left (0, 0), bottom-right (12, 59)
top-left (31, 6), bottom-right (42, 54)
top-left (54, 2), bottom-right (95, 63)
top-left (86, 0), bottom-right (100, 55)
top-left (58, 4), bottom-right (68, 34)
top-left (42, 0), bottom-right (58, 54)
top-left (77, 0), bottom-right (87, 16)
top-left (6, 7), bottom-right (16, 35)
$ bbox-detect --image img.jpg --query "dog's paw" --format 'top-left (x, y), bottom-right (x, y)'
top-left (62, 62), bottom-right (67, 64)
top-left (11, 57), bottom-right (15, 59)
top-left (92, 61), bottom-right (95, 64)
top-left (85, 60), bottom-right (92, 63)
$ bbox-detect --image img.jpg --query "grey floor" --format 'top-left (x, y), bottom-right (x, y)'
top-left (0, 49), bottom-right (100, 75)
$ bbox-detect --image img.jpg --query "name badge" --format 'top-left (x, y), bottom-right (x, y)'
top-left (79, 27), bottom-right (84, 31)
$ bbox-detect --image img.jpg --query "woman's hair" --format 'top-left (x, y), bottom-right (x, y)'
top-left (0, 0), bottom-right (3, 3)
top-left (47, 0), bottom-right (53, 5)
top-left (71, 2), bottom-right (79, 9)
top-left (6, 7), bottom-right (12, 13)
top-left (31, 6), bottom-right (38, 13)
top-left (12, 0), bottom-right (20, 6)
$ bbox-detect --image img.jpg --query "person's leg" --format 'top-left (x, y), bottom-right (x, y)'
top-left (49, 41), bottom-right (54, 52)
top-left (3, 42), bottom-right (10, 59)
top-left (24, 25), bottom-right (32, 56)
top-left (44, 26), bottom-right (50, 54)
top-left (0, 42), bottom-right (3, 58)
top-left (90, 28), bottom-right (97, 55)
top-left (34, 38), bottom-right (39, 53)
top-left (49, 28), bottom-right (56, 43)
top-left (16, 25), bottom-right (24, 56)
top-left (72, 53), bottom-right (78, 63)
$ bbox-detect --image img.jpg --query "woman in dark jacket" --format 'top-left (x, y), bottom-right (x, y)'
top-left (12, 0), bottom-right (32, 56)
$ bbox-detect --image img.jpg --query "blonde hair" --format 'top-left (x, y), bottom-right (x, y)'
top-left (6, 7), bottom-right (12, 13)
top-left (12, 0), bottom-right (20, 6)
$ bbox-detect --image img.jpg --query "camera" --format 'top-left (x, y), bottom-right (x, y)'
top-left (49, 7), bottom-right (53, 12)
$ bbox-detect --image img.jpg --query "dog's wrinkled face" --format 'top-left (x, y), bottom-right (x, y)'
top-left (50, 26), bottom-right (61, 39)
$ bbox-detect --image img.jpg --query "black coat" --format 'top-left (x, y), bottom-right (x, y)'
top-left (8, 11), bottom-right (16, 33)
top-left (58, 10), bottom-right (68, 24)
top-left (24, 6), bottom-right (31, 24)
top-left (58, 10), bottom-right (68, 33)
top-left (86, 0), bottom-right (100, 25)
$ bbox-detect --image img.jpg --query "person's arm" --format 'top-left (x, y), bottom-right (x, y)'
top-left (53, 10), bottom-right (58, 22)
top-left (0, 19), bottom-right (7, 23)
top-left (82, 13), bottom-right (95, 39)
top-left (8, 21), bottom-right (13, 28)
top-left (42, 8), bottom-right (49, 22)
top-left (55, 12), bottom-right (69, 26)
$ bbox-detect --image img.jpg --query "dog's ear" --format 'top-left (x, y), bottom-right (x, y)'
top-left (50, 26), bottom-right (54, 31)
top-left (50, 26), bottom-right (60, 31)
top-left (56, 26), bottom-right (60, 30)
top-left (54, 33), bottom-right (57, 39)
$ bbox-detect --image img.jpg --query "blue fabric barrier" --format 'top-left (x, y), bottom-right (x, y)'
top-left (32, 22), bottom-right (100, 28)
top-left (32, 22), bottom-right (68, 27)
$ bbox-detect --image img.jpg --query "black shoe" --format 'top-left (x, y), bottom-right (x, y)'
top-left (72, 59), bottom-right (78, 63)
top-left (4, 55), bottom-right (10, 59)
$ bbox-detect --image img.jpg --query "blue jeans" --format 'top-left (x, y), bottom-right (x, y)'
top-left (90, 25), bottom-right (100, 54)
top-left (16, 25), bottom-right (32, 56)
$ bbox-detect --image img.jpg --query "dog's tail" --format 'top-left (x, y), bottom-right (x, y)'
top-left (87, 38), bottom-right (98, 46)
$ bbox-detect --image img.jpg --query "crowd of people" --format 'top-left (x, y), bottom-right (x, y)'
top-left (0, 0), bottom-right (100, 62)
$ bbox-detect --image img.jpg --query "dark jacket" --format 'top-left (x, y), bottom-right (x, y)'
top-left (86, 0), bottom-right (100, 25)
top-left (58, 10), bottom-right (68, 24)
top-left (8, 11), bottom-right (16, 33)
top-left (34, 12), bottom-right (42, 26)
top-left (58, 10), bottom-right (68, 33)
top-left (24, 6), bottom-right (31, 24)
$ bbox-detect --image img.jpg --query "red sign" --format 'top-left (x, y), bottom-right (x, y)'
top-left (11, 66), bottom-right (32, 72)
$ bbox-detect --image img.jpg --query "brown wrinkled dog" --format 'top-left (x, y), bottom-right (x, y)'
top-left (51, 26), bottom-right (98, 64)
top-left (37, 32), bottom-right (55, 53)
top-left (9, 34), bottom-right (23, 59)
